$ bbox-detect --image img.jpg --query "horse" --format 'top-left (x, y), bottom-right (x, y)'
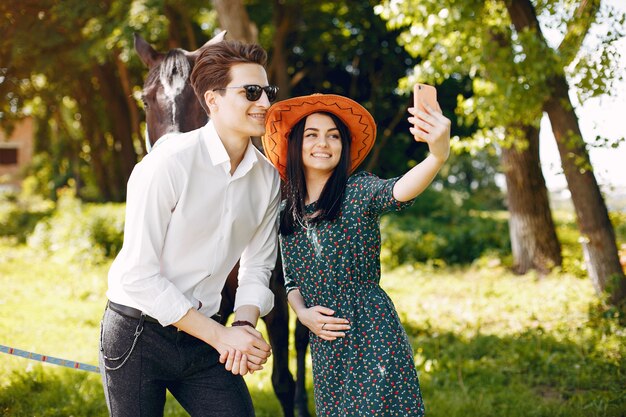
top-left (133, 32), bottom-right (311, 417)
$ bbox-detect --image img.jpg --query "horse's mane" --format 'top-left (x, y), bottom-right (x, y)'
top-left (145, 49), bottom-right (191, 97)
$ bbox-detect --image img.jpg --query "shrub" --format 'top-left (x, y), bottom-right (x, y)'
top-left (0, 192), bottom-right (54, 242)
top-left (381, 188), bottom-right (510, 268)
top-left (85, 203), bottom-right (125, 258)
top-left (26, 188), bottom-right (125, 264)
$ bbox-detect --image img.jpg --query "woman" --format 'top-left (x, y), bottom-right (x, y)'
top-left (262, 94), bottom-right (450, 416)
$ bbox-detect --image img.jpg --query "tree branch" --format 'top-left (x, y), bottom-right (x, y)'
top-left (557, 0), bottom-right (601, 66)
top-left (363, 96), bottom-right (412, 172)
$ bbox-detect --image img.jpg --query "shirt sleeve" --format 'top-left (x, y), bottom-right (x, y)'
top-left (234, 173), bottom-right (281, 317)
top-left (356, 172), bottom-right (415, 217)
top-left (113, 154), bottom-right (194, 326)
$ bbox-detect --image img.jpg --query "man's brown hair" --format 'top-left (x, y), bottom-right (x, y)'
top-left (190, 39), bottom-right (268, 114)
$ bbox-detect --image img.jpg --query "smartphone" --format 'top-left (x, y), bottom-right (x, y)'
top-left (413, 83), bottom-right (437, 112)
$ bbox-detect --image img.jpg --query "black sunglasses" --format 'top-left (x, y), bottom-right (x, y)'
top-left (214, 84), bottom-right (279, 102)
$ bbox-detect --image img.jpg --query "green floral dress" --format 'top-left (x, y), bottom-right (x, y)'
top-left (281, 172), bottom-right (425, 416)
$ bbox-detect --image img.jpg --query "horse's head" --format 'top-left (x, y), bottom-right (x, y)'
top-left (134, 31), bottom-right (226, 152)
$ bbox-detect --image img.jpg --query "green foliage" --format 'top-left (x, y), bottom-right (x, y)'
top-left (0, 192), bottom-right (54, 242)
top-left (376, 0), bottom-right (626, 152)
top-left (381, 192), bottom-right (625, 272)
top-left (26, 188), bottom-right (125, 264)
top-left (436, 148), bottom-right (505, 211)
top-left (85, 205), bottom-right (125, 259)
top-left (381, 188), bottom-right (510, 268)
top-left (1, 0), bottom-right (225, 201)
top-left (554, 210), bottom-right (588, 278)
top-left (610, 211), bottom-right (626, 243)
top-left (0, 369), bottom-right (106, 417)
top-left (2, 0), bottom-right (501, 202)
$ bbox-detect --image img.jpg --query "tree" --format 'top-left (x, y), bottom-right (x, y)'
top-left (377, 0), bottom-right (626, 304)
top-left (484, 19), bottom-right (563, 273)
top-left (376, 0), bottom-right (564, 274)
top-left (0, 0), bottom-right (220, 200)
top-left (504, 0), bottom-right (626, 304)
top-left (2, 0), bottom-right (498, 215)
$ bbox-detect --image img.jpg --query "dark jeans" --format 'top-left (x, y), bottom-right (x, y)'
top-left (99, 307), bottom-right (255, 417)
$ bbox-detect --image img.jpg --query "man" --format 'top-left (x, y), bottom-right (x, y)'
top-left (99, 39), bottom-right (281, 416)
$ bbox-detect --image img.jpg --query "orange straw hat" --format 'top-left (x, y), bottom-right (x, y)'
top-left (263, 94), bottom-right (377, 181)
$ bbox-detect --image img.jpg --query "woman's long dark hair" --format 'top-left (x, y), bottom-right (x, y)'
top-left (280, 112), bottom-right (352, 236)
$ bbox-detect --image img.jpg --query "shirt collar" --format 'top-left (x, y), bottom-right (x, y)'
top-left (202, 120), bottom-right (259, 177)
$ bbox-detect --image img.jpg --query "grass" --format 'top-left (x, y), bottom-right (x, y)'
top-left (1, 219), bottom-right (626, 415)
top-left (386, 262), bottom-right (626, 416)
top-left (0, 241), bottom-right (302, 417)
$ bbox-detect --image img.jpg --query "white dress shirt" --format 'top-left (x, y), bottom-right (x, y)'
top-left (107, 121), bottom-right (280, 326)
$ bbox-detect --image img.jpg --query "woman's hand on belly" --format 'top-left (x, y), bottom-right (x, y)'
top-left (296, 305), bottom-right (351, 341)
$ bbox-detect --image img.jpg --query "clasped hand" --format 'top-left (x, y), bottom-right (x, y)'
top-left (217, 325), bottom-right (271, 376)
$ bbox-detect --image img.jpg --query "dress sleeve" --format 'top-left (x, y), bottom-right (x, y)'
top-left (353, 172), bottom-right (415, 217)
top-left (279, 237), bottom-right (299, 295)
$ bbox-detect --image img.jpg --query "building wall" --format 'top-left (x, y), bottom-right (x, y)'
top-left (0, 117), bottom-right (34, 189)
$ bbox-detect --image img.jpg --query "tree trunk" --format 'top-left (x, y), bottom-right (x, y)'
top-left (93, 62), bottom-right (138, 195)
top-left (165, 4), bottom-right (184, 49)
top-left (83, 120), bottom-right (115, 201)
top-left (74, 84), bottom-right (119, 201)
top-left (506, 0), bottom-right (626, 304)
top-left (267, 0), bottom-right (297, 100)
top-left (114, 52), bottom-right (143, 154)
top-left (183, 14), bottom-right (198, 50)
top-left (162, 2), bottom-right (198, 50)
top-left (482, 8), bottom-right (562, 275)
top-left (211, 0), bottom-right (262, 149)
top-left (212, 0), bottom-right (258, 43)
top-left (91, 131), bottom-right (114, 201)
top-left (501, 124), bottom-right (562, 274)
top-left (544, 76), bottom-right (626, 303)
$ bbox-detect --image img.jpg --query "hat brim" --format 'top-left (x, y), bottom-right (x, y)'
top-left (262, 94), bottom-right (377, 181)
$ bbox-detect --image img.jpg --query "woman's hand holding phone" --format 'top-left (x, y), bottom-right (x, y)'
top-left (409, 83), bottom-right (450, 163)
top-left (392, 83), bottom-right (452, 201)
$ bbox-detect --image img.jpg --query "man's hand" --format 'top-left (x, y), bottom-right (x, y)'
top-left (216, 325), bottom-right (271, 375)
top-left (172, 308), bottom-right (270, 376)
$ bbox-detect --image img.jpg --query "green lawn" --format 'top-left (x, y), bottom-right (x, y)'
top-left (1, 238), bottom-right (624, 416)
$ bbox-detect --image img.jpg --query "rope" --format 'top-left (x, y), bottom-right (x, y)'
top-left (0, 344), bottom-right (99, 374)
